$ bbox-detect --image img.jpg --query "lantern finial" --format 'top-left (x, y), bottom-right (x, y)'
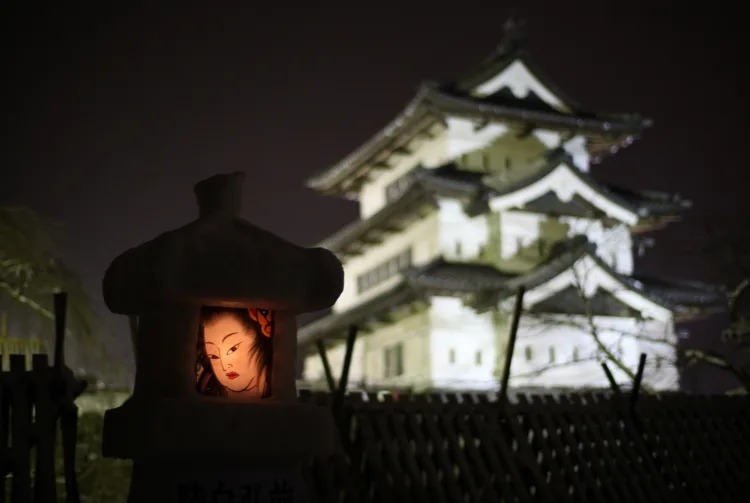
top-left (194, 172), bottom-right (245, 218)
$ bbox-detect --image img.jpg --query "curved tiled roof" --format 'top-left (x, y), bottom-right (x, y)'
top-left (319, 150), bottom-right (690, 257)
top-left (306, 19), bottom-right (651, 196)
top-left (297, 281), bottom-right (422, 346)
top-left (299, 236), bottom-right (726, 348)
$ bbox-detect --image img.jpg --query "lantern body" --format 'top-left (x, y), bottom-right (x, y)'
top-left (101, 173), bottom-right (343, 502)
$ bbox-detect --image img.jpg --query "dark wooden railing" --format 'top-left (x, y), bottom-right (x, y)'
top-left (0, 293), bottom-right (86, 503)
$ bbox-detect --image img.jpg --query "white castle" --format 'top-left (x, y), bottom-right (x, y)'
top-left (297, 20), bottom-right (724, 392)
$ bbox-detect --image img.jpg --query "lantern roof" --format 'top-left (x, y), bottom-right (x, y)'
top-left (102, 172), bottom-right (344, 314)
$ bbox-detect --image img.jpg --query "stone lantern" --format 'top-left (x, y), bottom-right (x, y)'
top-left (101, 172), bottom-right (343, 502)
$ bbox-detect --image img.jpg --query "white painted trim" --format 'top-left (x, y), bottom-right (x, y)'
top-left (471, 60), bottom-right (571, 113)
top-left (487, 162), bottom-right (639, 226)
top-left (500, 254), bottom-right (673, 322)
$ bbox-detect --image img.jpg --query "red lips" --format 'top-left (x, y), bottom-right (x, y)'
top-left (226, 371), bottom-right (239, 380)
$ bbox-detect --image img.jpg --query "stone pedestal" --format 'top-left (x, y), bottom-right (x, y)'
top-left (104, 398), bottom-right (336, 502)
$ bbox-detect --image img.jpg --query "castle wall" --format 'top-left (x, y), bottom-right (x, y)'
top-left (302, 310), bottom-right (431, 389)
top-left (457, 127), bottom-right (549, 179)
top-left (510, 314), bottom-right (644, 388)
top-left (444, 118), bottom-right (509, 160)
top-left (437, 199), bottom-right (489, 261)
top-left (428, 297), bottom-right (497, 390)
top-left (303, 304), bottom-right (679, 392)
top-left (561, 217), bottom-right (634, 275)
top-left (302, 336), bottom-right (366, 387)
top-left (504, 313), bottom-right (677, 391)
top-left (636, 318), bottom-right (679, 390)
top-left (334, 212), bottom-right (440, 313)
top-left (449, 121), bottom-right (590, 176)
top-left (480, 210), bottom-right (634, 275)
top-left (361, 310), bottom-right (432, 389)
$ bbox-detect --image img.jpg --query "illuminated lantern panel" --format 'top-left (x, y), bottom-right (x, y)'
top-left (195, 306), bottom-right (275, 399)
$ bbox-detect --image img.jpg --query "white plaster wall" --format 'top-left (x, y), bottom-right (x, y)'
top-left (437, 199), bottom-right (489, 260)
top-left (361, 311), bottom-right (431, 388)
top-left (492, 211), bottom-right (635, 276)
top-left (445, 117), bottom-right (509, 159)
top-left (302, 339), bottom-right (365, 386)
top-left (635, 318), bottom-right (679, 390)
top-left (498, 212), bottom-right (543, 259)
top-left (563, 135), bottom-right (590, 172)
top-left (510, 314), bottom-right (643, 388)
top-left (507, 314), bottom-right (678, 390)
top-left (304, 303), bottom-right (679, 392)
top-left (561, 217), bottom-right (635, 275)
top-left (449, 125), bottom-right (589, 176)
top-left (334, 212), bottom-right (440, 313)
top-left (301, 311), bottom-right (431, 389)
top-left (359, 126), bottom-right (447, 218)
top-left (428, 297), bottom-right (497, 390)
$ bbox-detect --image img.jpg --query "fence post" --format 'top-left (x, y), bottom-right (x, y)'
top-left (0, 366), bottom-right (5, 503)
top-left (53, 292), bottom-right (67, 369)
top-left (600, 362), bottom-right (622, 397)
top-left (52, 291), bottom-right (84, 503)
top-left (334, 325), bottom-right (358, 411)
top-left (499, 286), bottom-right (525, 405)
top-left (9, 355), bottom-right (31, 503)
top-left (59, 403), bottom-right (81, 503)
top-left (32, 353), bottom-right (57, 503)
top-left (316, 339), bottom-right (338, 394)
top-left (630, 353), bottom-right (647, 409)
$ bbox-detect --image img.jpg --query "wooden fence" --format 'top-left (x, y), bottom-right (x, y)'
top-left (0, 293), bottom-right (87, 503)
top-left (1, 354), bottom-right (85, 503)
top-left (300, 390), bottom-right (750, 503)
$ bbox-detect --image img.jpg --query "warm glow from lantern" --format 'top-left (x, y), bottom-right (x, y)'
top-left (195, 306), bottom-right (275, 399)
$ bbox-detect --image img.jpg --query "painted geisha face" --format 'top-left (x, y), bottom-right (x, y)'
top-left (203, 314), bottom-right (263, 396)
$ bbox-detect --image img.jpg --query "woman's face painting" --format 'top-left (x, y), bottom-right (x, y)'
top-left (203, 314), bottom-right (261, 394)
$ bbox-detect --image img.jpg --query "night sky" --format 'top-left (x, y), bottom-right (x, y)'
top-left (3, 3), bottom-right (746, 391)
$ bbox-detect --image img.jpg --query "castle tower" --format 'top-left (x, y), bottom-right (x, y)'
top-left (298, 20), bottom-right (724, 392)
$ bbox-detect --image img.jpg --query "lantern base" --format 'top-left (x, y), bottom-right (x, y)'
top-left (102, 397), bottom-right (338, 460)
top-left (127, 456), bottom-right (311, 503)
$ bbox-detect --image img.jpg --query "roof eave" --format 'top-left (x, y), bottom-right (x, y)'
top-left (297, 281), bottom-right (422, 346)
top-left (319, 186), bottom-right (437, 256)
top-left (425, 87), bottom-right (649, 136)
top-left (305, 87), bottom-right (435, 194)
